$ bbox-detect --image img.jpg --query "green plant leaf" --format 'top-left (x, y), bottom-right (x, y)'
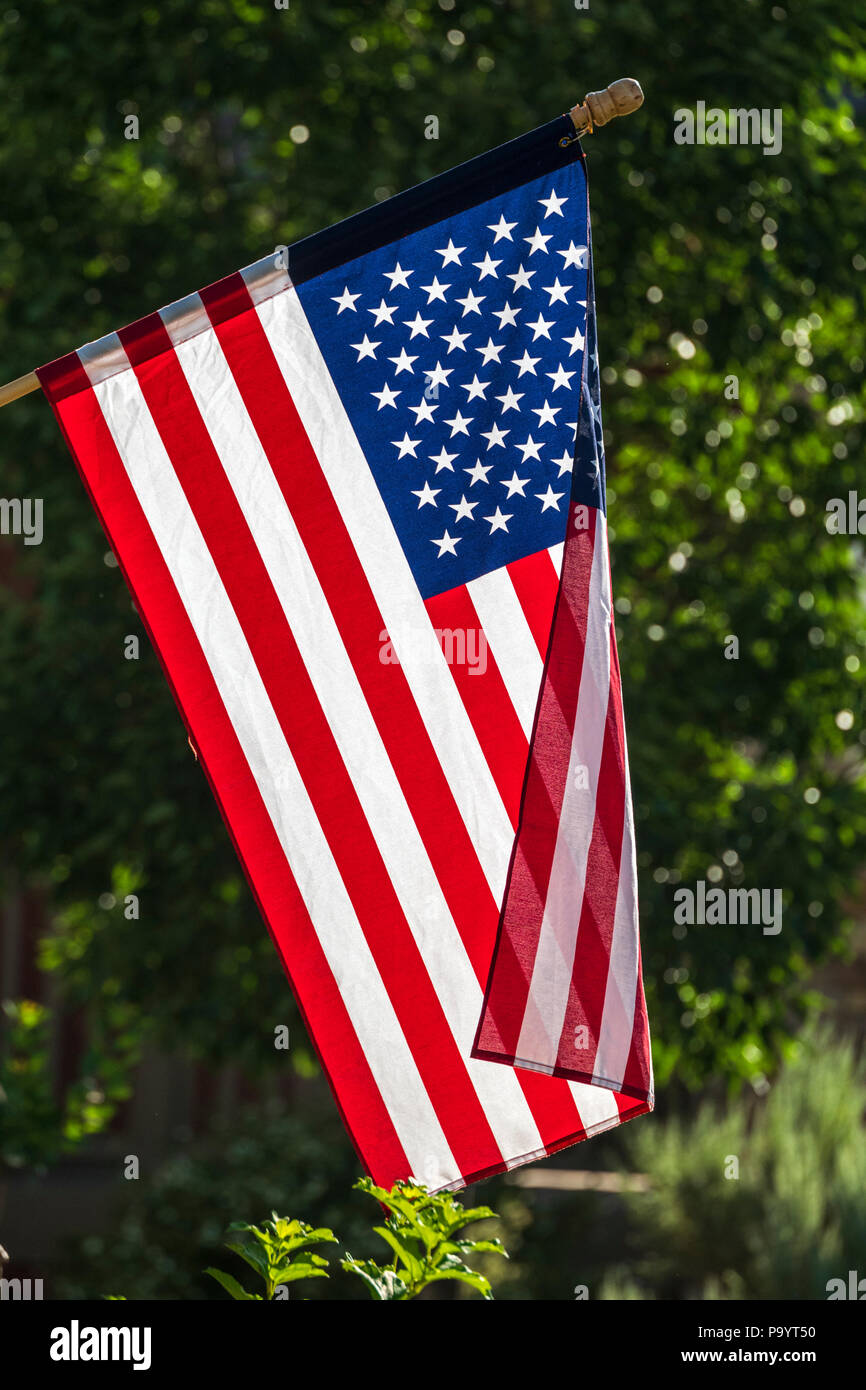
top-left (425, 1266), bottom-right (495, 1300)
top-left (371, 1224), bottom-right (424, 1283)
top-left (341, 1255), bottom-right (410, 1301)
top-left (204, 1267), bottom-right (261, 1301)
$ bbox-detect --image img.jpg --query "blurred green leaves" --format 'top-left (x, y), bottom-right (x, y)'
top-left (0, 995), bottom-right (139, 1169)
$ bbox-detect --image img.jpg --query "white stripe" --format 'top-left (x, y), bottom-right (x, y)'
top-left (567, 1078), bottom-right (622, 1132)
top-left (168, 322), bottom-right (546, 1164)
top-left (160, 291), bottom-right (212, 346)
top-left (258, 286), bottom-right (516, 904)
top-left (466, 566), bottom-right (544, 738)
top-left (92, 360), bottom-right (458, 1191)
top-left (549, 541), bottom-right (565, 578)
top-left (240, 255), bottom-right (291, 307)
top-left (515, 515), bottom-right (612, 1070)
top-left (78, 333), bottom-right (127, 388)
top-left (594, 739), bottom-right (645, 1092)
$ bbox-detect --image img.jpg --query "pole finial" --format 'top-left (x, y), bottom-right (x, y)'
top-left (569, 79), bottom-right (644, 137)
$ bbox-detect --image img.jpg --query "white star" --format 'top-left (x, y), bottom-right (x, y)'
top-left (512, 349), bottom-right (541, 377)
top-left (543, 278), bottom-right (571, 305)
top-left (515, 434), bottom-right (543, 463)
top-left (552, 448), bottom-right (574, 477)
top-left (403, 311), bottom-right (433, 339)
top-left (388, 347), bottom-right (417, 374)
top-left (430, 446), bottom-right (458, 473)
top-left (481, 422), bottom-right (509, 449)
top-left (331, 286), bottom-right (360, 313)
top-left (496, 386), bottom-right (524, 413)
top-left (507, 263), bottom-right (535, 292)
top-left (465, 458), bottom-right (494, 485)
top-left (461, 375), bottom-right (490, 402)
top-left (384, 262), bottom-right (413, 290)
top-left (538, 188), bottom-right (568, 217)
top-left (456, 288), bottom-right (485, 316)
top-left (473, 252), bottom-right (501, 280)
top-left (524, 226), bottom-right (553, 255)
top-left (431, 529), bottom-right (461, 556)
top-left (566, 420), bottom-right (579, 439)
top-left (350, 334), bottom-right (380, 361)
top-left (408, 397), bottom-right (437, 424)
top-left (562, 325), bottom-right (586, 355)
top-left (536, 484), bottom-right (565, 512)
top-left (411, 481), bottom-right (440, 508)
top-left (527, 313), bottom-right (554, 341)
top-left (491, 302), bottom-right (521, 329)
top-left (532, 399), bottom-right (561, 428)
top-left (420, 276), bottom-right (450, 304)
top-left (441, 324), bottom-right (471, 353)
top-left (483, 507), bottom-right (512, 534)
top-left (487, 214), bottom-right (517, 242)
top-left (424, 361), bottom-right (453, 391)
top-left (444, 410), bottom-right (473, 437)
top-left (371, 383), bottom-right (401, 410)
top-left (475, 338), bottom-right (504, 365)
top-left (547, 363), bottom-right (576, 391)
top-left (436, 239), bottom-right (465, 267)
top-left (369, 299), bottom-right (397, 325)
top-left (501, 471), bottom-right (530, 498)
top-left (557, 241), bottom-right (588, 269)
top-left (392, 432), bottom-right (421, 459)
top-left (449, 494), bottom-right (478, 522)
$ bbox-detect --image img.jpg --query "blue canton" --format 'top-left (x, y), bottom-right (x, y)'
top-left (297, 164), bottom-right (605, 600)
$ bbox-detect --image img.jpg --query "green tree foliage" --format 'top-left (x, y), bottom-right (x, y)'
top-left (1, 1), bottom-right (865, 1161)
top-left (0, 997), bottom-right (139, 1170)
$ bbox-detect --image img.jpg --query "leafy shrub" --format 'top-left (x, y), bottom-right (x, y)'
top-left (602, 1026), bottom-right (866, 1299)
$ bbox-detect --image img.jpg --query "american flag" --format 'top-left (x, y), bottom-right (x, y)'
top-left (37, 116), bottom-right (652, 1192)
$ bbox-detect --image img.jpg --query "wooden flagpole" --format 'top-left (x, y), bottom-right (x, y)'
top-left (0, 371), bottom-right (40, 409)
top-left (0, 79), bottom-right (643, 412)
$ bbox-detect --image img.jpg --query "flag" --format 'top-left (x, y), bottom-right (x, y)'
top-left (37, 114), bottom-right (652, 1192)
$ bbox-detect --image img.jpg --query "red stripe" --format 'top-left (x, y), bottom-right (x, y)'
top-left (506, 549), bottom-right (560, 659)
top-left (46, 375), bottom-right (410, 1188)
top-left (118, 314), bottom-right (505, 1179)
top-left (36, 351), bottom-right (92, 403)
top-left (424, 584), bottom-right (527, 825)
top-left (622, 960), bottom-right (653, 1100)
top-left (474, 506), bottom-right (597, 1061)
